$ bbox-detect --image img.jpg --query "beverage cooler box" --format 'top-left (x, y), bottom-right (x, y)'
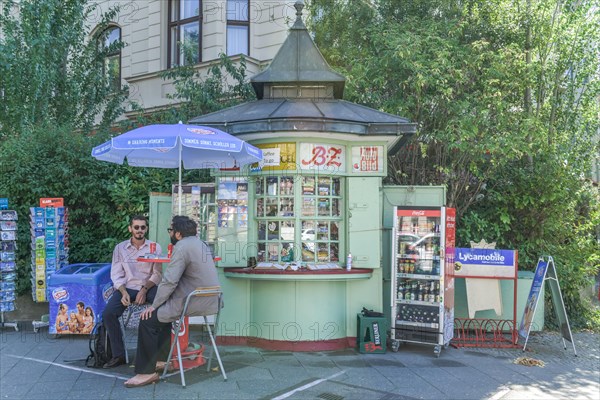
top-left (390, 207), bottom-right (456, 357)
top-left (48, 263), bottom-right (114, 335)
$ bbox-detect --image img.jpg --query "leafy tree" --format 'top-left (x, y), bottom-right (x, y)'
top-left (0, 0), bottom-right (128, 137)
top-left (307, 0), bottom-right (600, 328)
top-left (0, 0), bottom-right (130, 293)
top-left (0, 0), bottom-right (257, 295)
top-left (308, 0), bottom-right (533, 214)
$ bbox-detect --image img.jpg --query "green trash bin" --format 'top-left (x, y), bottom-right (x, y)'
top-left (357, 313), bottom-right (387, 354)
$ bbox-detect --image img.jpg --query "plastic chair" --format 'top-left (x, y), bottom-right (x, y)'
top-left (162, 286), bottom-right (226, 386)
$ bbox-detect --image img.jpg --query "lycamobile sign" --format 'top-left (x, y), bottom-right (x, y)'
top-left (455, 248), bottom-right (515, 267)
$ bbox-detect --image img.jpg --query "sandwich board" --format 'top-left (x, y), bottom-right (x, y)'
top-left (518, 256), bottom-right (576, 355)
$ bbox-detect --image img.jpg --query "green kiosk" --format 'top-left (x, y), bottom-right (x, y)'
top-left (150, 3), bottom-right (450, 351)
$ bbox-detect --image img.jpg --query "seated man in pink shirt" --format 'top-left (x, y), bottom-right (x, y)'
top-left (102, 215), bottom-right (162, 368)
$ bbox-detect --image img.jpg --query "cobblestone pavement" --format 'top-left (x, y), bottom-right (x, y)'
top-left (0, 326), bottom-right (598, 400)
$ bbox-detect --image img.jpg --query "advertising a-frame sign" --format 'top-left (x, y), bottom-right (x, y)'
top-left (519, 256), bottom-right (576, 355)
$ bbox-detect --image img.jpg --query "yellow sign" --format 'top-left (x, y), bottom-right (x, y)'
top-left (253, 143), bottom-right (297, 171)
top-left (35, 288), bottom-right (46, 302)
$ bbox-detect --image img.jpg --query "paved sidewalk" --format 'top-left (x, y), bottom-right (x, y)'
top-left (1, 326), bottom-right (598, 400)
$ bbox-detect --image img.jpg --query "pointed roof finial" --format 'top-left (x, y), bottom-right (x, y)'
top-left (293, 0), bottom-right (305, 28)
top-left (250, 0), bottom-right (346, 99)
top-left (295, 0), bottom-right (304, 16)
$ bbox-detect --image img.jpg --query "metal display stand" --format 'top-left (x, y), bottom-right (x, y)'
top-left (30, 204), bottom-right (69, 303)
top-left (1, 208), bottom-right (19, 331)
top-left (519, 256), bottom-right (576, 355)
top-left (32, 319), bottom-right (49, 333)
top-left (172, 184), bottom-right (217, 254)
top-left (1, 313), bottom-right (19, 331)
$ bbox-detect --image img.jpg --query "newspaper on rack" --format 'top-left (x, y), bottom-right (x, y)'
top-left (253, 262), bottom-right (342, 271)
top-left (305, 263), bottom-right (342, 271)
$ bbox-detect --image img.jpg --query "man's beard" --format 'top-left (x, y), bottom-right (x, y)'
top-left (170, 236), bottom-right (179, 245)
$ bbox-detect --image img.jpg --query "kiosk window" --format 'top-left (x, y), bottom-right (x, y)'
top-left (255, 176), bottom-right (342, 264)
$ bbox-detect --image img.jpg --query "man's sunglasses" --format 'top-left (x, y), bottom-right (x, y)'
top-left (133, 225), bottom-right (147, 231)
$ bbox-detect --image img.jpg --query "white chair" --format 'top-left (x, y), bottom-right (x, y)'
top-left (162, 286), bottom-right (226, 386)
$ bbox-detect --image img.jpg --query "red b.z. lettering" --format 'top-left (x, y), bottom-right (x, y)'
top-left (301, 146), bottom-right (326, 166)
top-left (326, 147), bottom-right (342, 167)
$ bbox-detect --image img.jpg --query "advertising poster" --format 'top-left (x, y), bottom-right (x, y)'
top-left (396, 209), bottom-right (441, 218)
top-left (40, 198), bottom-right (64, 207)
top-left (299, 143), bottom-right (345, 172)
top-left (453, 245), bottom-right (517, 320)
top-left (519, 257), bottom-right (576, 353)
top-left (453, 248), bottom-right (517, 278)
top-left (217, 182), bottom-right (238, 200)
top-left (519, 259), bottom-right (548, 339)
top-left (351, 145), bottom-right (384, 173)
top-left (49, 281), bottom-right (113, 335)
top-left (217, 180), bottom-right (248, 229)
top-left (444, 208), bottom-right (456, 309)
top-left (258, 148), bottom-right (281, 168)
top-left (253, 143), bottom-right (296, 171)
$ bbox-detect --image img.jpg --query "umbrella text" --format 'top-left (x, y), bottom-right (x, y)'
top-left (183, 138), bottom-right (236, 149)
top-left (128, 139), bottom-right (166, 145)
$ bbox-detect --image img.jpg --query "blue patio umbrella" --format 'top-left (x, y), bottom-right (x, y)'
top-left (91, 122), bottom-right (262, 213)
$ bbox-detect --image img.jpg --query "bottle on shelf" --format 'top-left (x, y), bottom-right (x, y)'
top-left (397, 282), bottom-right (404, 300)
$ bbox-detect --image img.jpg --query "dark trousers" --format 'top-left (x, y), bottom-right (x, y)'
top-left (134, 309), bottom-right (171, 374)
top-left (102, 287), bottom-right (157, 358)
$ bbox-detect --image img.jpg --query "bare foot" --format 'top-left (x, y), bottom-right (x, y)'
top-left (124, 372), bottom-right (159, 388)
top-left (155, 361), bottom-right (174, 373)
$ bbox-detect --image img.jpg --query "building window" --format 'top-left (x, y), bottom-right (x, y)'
top-left (100, 26), bottom-right (121, 91)
top-left (168, 0), bottom-right (202, 67)
top-left (226, 0), bottom-right (249, 56)
top-left (255, 176), bottom-right (342, 264)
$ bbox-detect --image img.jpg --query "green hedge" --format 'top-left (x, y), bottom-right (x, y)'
top-left (0, 124), bottom-right (203, 294)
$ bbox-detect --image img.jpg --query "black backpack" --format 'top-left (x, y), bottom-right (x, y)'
top-left (85, 320), bottom-right (112, 368)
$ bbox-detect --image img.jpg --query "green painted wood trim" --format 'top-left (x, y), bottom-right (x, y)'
top-left (148, 194), bottom-right (173, 252)
top-left (347, 177), bottom-right (381, 269)
top-left (224, 271), bottom-right (372, 281)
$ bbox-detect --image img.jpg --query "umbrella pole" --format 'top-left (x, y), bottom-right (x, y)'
top-left (178, 139), bottom-right (183, 215)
